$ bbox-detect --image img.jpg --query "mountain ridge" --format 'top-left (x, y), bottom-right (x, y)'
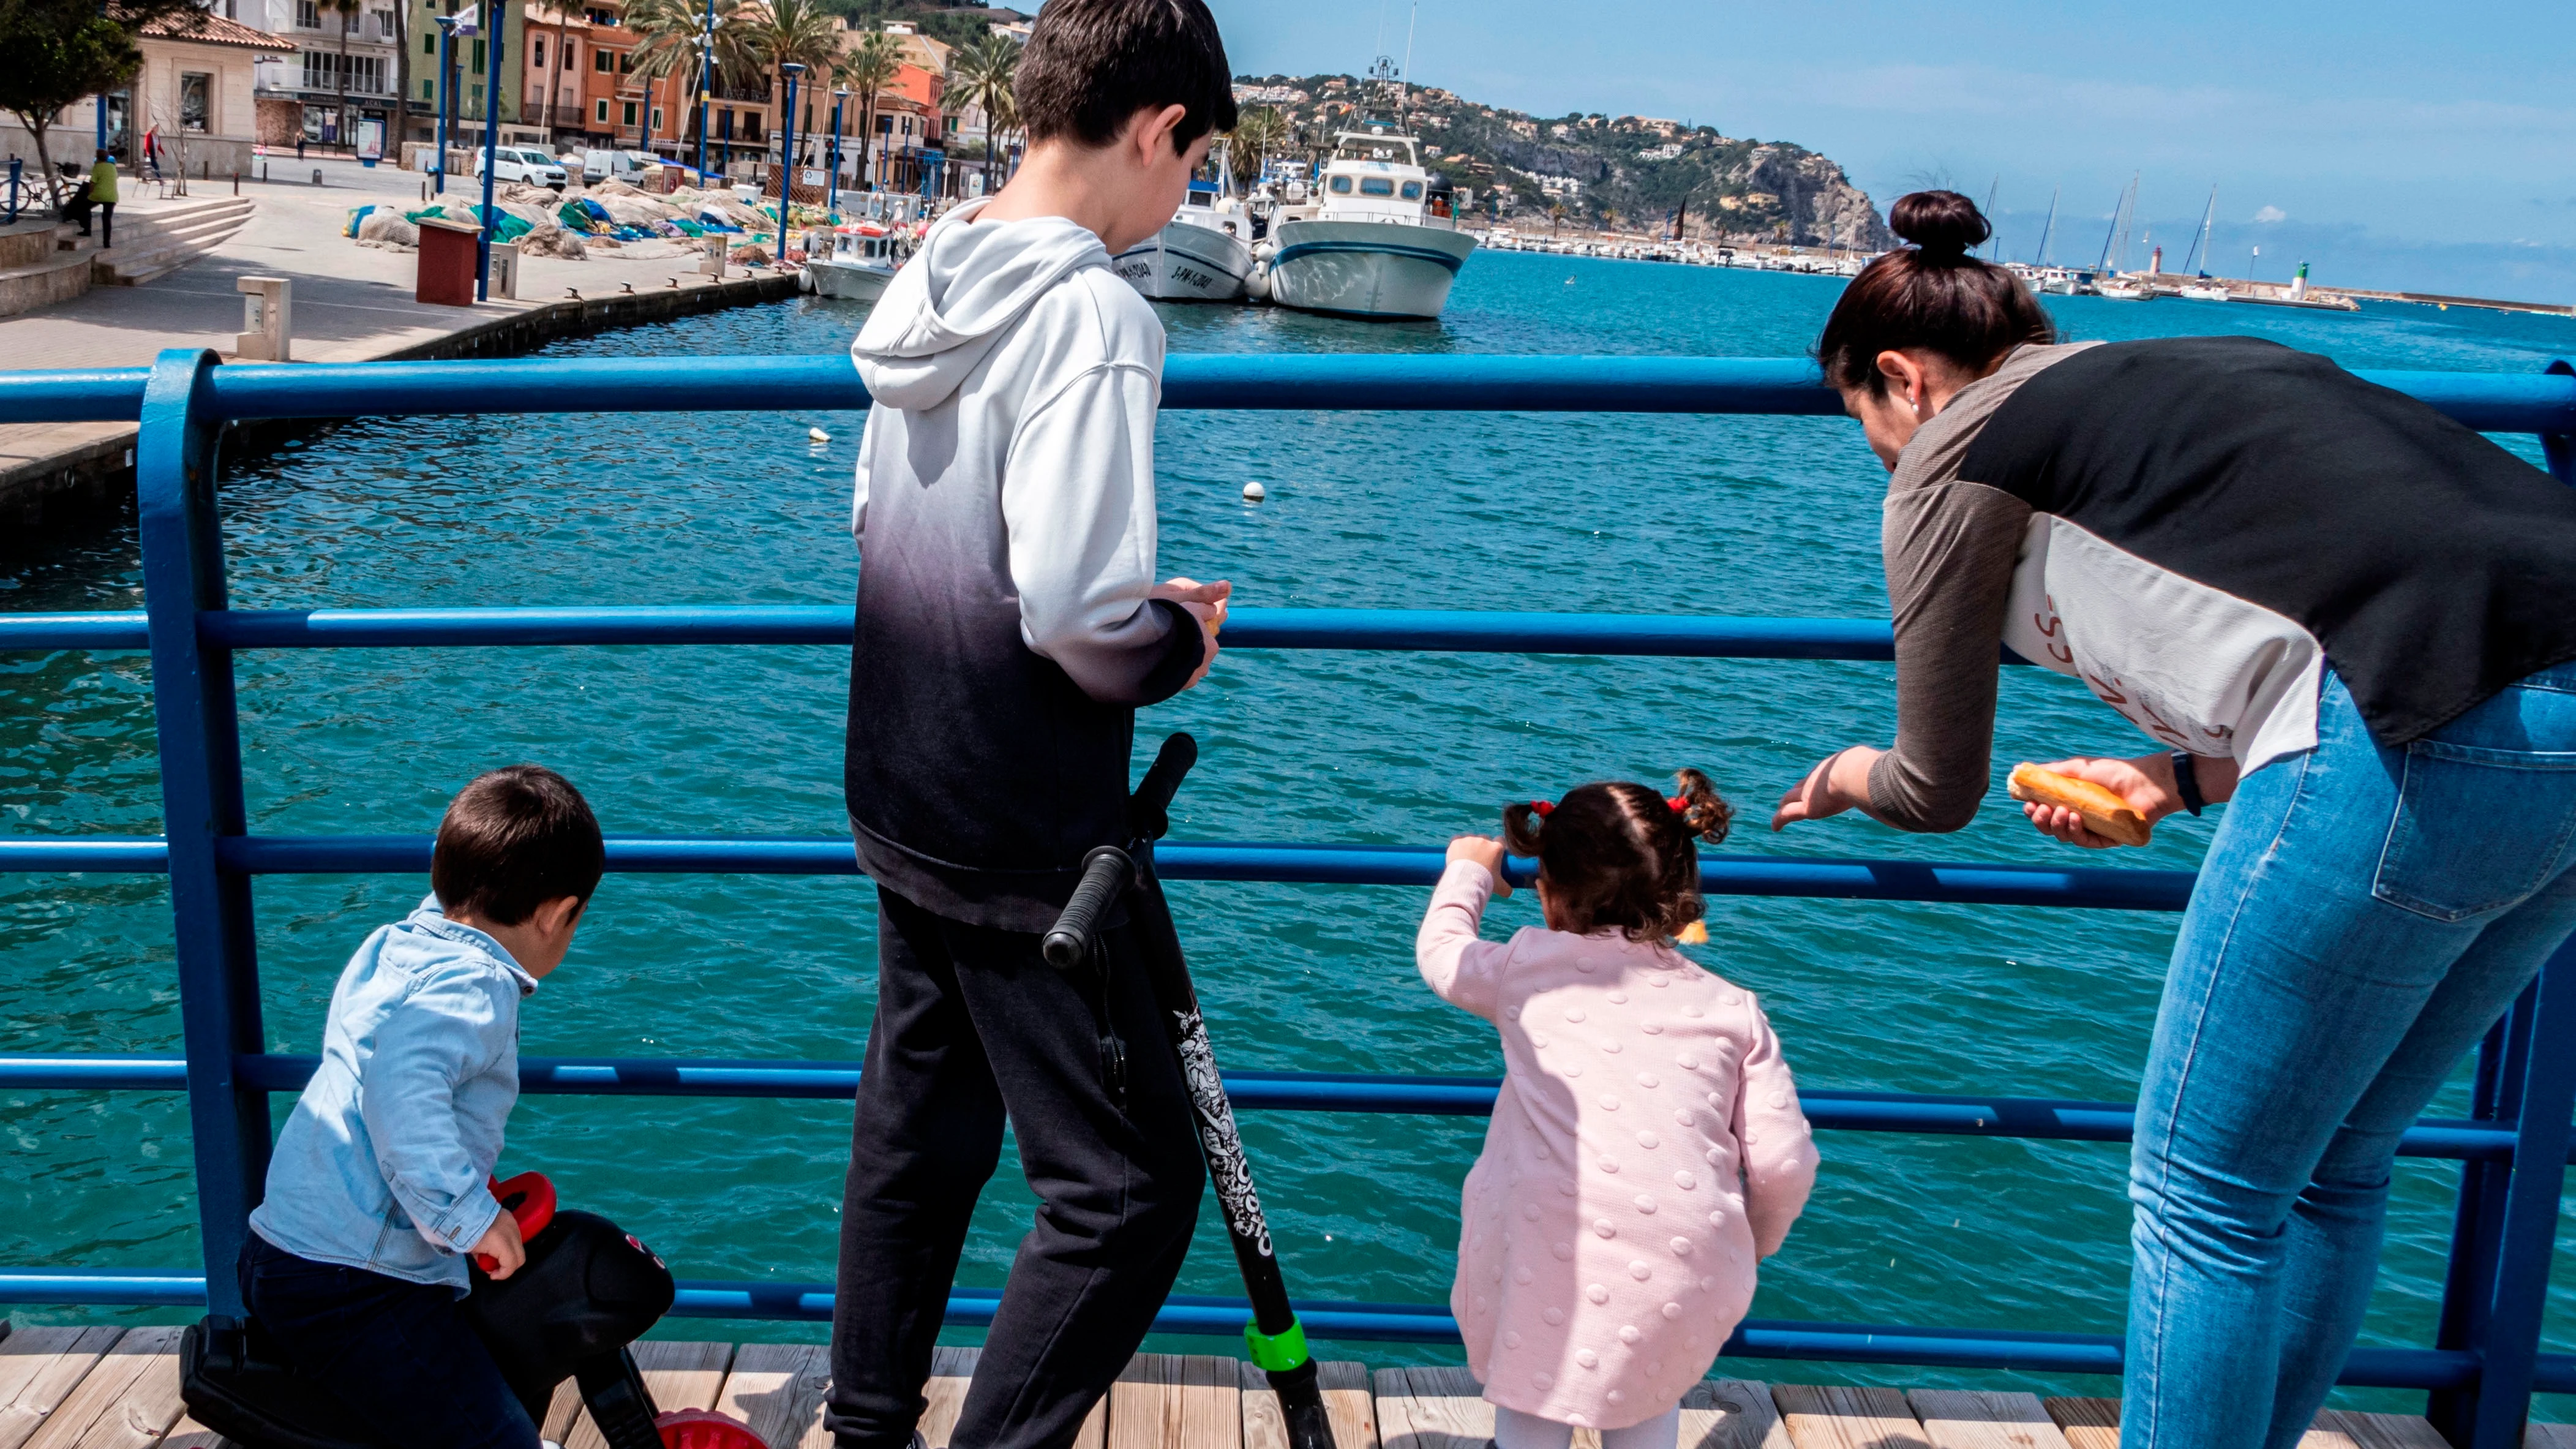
top-left (1233, 73), bottom-right (1894, 249)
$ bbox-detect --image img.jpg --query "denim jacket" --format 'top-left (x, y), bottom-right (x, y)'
top-left (247, 895), bottom-right (536, 1290)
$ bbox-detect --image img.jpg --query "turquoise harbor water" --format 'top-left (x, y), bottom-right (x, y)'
top-left (5, 252), bottom-right (2574, 1415)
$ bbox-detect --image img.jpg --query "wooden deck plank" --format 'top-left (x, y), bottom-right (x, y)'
top-left (558, 1340), bottom-right (737, 1449)
top-left (0, 1328), bottom-right (127, 1449)
top-left (1240, 1360), bottom-right (1379, 1449)
top-left (2300, 1410), bottom-right (2451, 1449)
top-left (1680, 1379), bottom-right (1793, 1449)
top-left (919, 1346), bottom-right (982, 1449)
top-left (1772, 1384), bottom-right (1929, 1449)
top-left (152, 1416), bottom-right (233, 1449)
top-left (1375, 1366), bottom-right (1490, 1449)
top-left (2041, 1396), bottom-right (2450, 1449)
top-left (2038, 1399), bottom-right (2116, 1449)
top-left (2526, 1424), bottom-right (2576, 1449)
top-left (1111, 1354), bottom-right (1241, 1449)
top-left (1905, 1391), bottom-right (2069, 1449)
top-left (20, 1327), bottom-right (186, 1449)
top-left (713, 1342), bottom-right (833, 1449)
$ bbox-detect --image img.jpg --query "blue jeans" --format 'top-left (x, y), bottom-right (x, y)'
top-left (240, 1230), bottom-right (540, 1449)
top-left (2123, 666), bottom-right (2576, 1449)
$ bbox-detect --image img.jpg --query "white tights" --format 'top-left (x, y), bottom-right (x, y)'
top-left (1492, 1402), bottom-right (1681, 1449)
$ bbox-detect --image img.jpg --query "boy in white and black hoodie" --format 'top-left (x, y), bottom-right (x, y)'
top-left (827, 6), bottom-right (1234, 1449)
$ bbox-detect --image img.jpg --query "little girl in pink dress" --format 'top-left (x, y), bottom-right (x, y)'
top-left (1417, 771), bottom-right (1817, 1449)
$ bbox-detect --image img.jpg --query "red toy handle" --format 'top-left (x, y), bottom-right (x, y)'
top-left (472, 1170), bottom-right (557, 1271)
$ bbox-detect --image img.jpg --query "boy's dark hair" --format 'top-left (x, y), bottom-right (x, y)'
top-left (1013, 0), bottom-right (1237, 152)
top-left (432, 766), bottom-right (605, 926)
top-left (1501, 770), bottom-right (1733, 943)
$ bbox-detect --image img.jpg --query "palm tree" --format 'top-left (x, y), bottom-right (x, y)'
top-left (1223, 104), bottom-right (1288, 190)
top-left (744, 0), bottom-right (838, 190)
top-left (625, 0), bottom-right (757, 171)
top-left (837, 28), bottom-right (900, 189)
top-left (941, 31), bottom-right (1015, 194)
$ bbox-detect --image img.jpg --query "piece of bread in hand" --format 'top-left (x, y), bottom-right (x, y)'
top-left (2007, 763), bottom-right (2154, 847)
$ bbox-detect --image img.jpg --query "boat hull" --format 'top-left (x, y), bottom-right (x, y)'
top-left (1267, 219), bottom-right (1476, 320)
top-left (1113, 219), bottom-right (1252, 301)
top-left (808, 259), bottom-right (896, 302)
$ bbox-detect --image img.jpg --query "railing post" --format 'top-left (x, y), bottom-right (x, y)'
top-left (137, 347), bottom-right (268, 1316)
top-left (2543, 359), bottom-right (2575, 485)
top-left (2433, 943), bottom-right (2576, 1449)
top-left (2429, 993), bottom-right (2531, 1442)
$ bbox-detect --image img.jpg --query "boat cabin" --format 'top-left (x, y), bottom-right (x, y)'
top-left (1317, 127), bottom-right (1455, 228)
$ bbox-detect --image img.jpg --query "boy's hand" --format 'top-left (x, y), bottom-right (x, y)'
top-left (1446, 835), bottom-right (1512, 896)
top-left (1154, 578), bottom-right (1230, 688)
top-left (471, 1210), bottom-right (525, 1280)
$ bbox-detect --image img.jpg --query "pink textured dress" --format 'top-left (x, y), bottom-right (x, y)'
top-left (1416, 860), bottom-right (1817, 1430)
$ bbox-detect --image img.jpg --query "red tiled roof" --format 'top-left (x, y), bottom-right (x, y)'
top-left (136, 8), bottom-right (299, 50)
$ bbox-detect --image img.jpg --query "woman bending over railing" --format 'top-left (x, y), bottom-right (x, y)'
top-left (1768, 188), bottom-right (2576, 1449)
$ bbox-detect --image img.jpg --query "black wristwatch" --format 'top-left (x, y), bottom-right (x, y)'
top-left (2170, 750), bottom-right (2206, 816)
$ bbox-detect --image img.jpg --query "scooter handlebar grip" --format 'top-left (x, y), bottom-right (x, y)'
top-left (1130, 733), bottom-right (1199, 841)
top-left (1042, 846), bottom-right (1134, 969)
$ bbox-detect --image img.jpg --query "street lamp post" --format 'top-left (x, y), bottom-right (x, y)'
top-left (433, 15), bottom-right (456, 195)
top-left (474, 6), bottom-right (503, 300)
top-left (827, 86), bottom-right (847, 217)
top-left (776, 60), bottom-right (803, 252)
top-left (694, 0), bottom-right (713, 182)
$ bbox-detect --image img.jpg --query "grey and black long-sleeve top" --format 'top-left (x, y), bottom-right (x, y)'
top-left (1867, 336), bottom-right (2576, 832)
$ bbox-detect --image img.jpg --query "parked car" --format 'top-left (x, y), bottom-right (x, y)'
top-left (579, 149), bottom-right (659, 185)
top-left (477, 146), bottom-right (568, 189)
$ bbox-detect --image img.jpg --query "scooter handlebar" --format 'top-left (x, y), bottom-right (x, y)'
top-left (1130, 733), bottom-right (1198, 842)
top-left (1043, 846), bottom-right (1135, 969)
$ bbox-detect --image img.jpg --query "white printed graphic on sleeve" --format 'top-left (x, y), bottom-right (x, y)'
top-left (1998, 515), bottom-right (2325, 776)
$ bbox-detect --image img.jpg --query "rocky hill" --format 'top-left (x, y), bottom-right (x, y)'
top-left (1232, 74), bottom-right (1891, 249)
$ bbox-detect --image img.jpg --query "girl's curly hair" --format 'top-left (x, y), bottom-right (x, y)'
top-left (1501, 769), bottom-right (1732, 943)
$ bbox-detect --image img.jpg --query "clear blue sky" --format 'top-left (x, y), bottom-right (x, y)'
top-left (1201, 0), bottom-right (2576, 298)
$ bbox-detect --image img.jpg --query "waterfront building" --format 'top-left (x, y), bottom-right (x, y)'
top-left (247, 0), bottom-right (400, 152)
top-left (2, 3), bottom-right (295, 176)
top-left (520, 1), bottom-right (648, 148)
top-left (396, 0), bottom-right (531, 152)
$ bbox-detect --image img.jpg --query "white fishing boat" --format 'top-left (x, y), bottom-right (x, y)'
top-left (1113, 181), bottom-right (1253, 302)
top-left (808, 223), bottom-right (901, 303)
top-left (2177, 280), bottom-right (2233, 302)
top-left (2095, 279), bottom-right (2154, 301)
top-left (1261, 126), bottom-right (1475, 321)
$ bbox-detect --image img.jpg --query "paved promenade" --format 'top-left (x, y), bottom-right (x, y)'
top-left (4, 164), bottom-right (798, 528)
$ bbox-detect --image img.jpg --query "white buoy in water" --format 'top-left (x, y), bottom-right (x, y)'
top-left (1242, 481), bottom-right (1267, 502)
top-left (808, 427), bottom-right (831, 443)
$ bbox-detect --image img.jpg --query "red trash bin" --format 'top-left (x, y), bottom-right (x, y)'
top-left (416, 215), bottom-right (482, 306)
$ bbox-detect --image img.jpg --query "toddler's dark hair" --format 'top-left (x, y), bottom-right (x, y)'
top-left (432, 765), bottom-right (605, 926)
top-left (1501, 770), bottom-right (1733, 943)
top-left (1014, 0), bottom-right (1238, 154)
top-left (1816, 189), bottom-right (2056, 394)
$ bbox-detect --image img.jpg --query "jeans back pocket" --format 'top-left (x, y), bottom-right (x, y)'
top-left (2374, 737), bottom-right (2576, 922)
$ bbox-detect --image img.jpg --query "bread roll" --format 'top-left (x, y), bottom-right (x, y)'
top-left (2007, 763), bottom-right (2154, 848)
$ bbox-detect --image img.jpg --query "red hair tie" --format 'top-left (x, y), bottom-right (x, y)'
top-left (1529, 800), bottom-right (1553, 817)
top-left (1667, 795), bottom-right (1691, 814)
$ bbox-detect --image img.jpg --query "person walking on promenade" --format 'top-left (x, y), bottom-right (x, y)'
top-left (86, 149), bottom-right (118, 248)
top-left (1770, 189), bottom-right (2576, 1449)
top-left (824, 4), bottom-right (1236, 1449)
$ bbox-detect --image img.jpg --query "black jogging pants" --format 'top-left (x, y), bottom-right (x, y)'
top-left (825, 884), bottom-right (1203, 1449)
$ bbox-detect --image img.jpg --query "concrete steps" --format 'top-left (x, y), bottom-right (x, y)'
top-left (0, 218), bottom-right (93, 317)
top-left (88, 196), bottom-right (255, 285)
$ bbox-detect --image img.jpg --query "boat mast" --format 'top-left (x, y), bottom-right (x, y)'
top-left (1981, 175), bottom-right (1999, 260)
top-left (2095, 175), bottom-right (2133, 273)
top-left (2180, 184), bottom-right (2216, 276)
top-left (2033, 186), bottom-right (2057, 266)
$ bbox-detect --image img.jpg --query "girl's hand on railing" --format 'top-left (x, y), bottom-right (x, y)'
top-left (1770, 746), bottom-right (1882, 831)
top-left (1444, 835), bottom-right (1512, 896)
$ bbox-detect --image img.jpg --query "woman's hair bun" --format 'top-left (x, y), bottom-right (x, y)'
top-left (1890, 190), bottom-right (1991, 259)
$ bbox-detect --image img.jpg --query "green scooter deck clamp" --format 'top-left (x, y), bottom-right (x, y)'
top-left (1243, 1316), bottom-right (1310, 1373)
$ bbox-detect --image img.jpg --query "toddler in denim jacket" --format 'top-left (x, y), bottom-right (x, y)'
top-left (242, 766), bottom-right (603, 1449)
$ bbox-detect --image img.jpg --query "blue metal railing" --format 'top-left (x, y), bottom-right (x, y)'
top-left (2, 350), bottom-right (2572, 1445)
